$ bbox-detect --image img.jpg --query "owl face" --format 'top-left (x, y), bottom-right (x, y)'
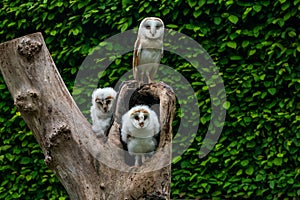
top-left (139, 17), bottom-right (164, 40)
top-left (92, 88), bottom-right (117, 113)
top-left (95, 97), bottom-right (113, 113)
top-left (130, 107), bottom-right (150, 129)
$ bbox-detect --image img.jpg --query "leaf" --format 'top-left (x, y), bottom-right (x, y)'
top-left (267, 88), bottom-right (277, 95)
top-left (273, 158), bottom-right (282, 166)
top-left (188, 0), bottom-right (197, 7)
top-left (228, 15), bottom-right (239, 24)
top-left (172, 156), bottom-right (182, 164)
top-left (248, 49), bottom-right (256, 56)
top-left (214, 17), bottom-right (221, 25)
top-left (50, 30), bottom-right (57, 36)
top-left (20, 157), bottom-right (31, 165)
top-left (227, 41), bottom-right (237, 49)
top-left (281, 2), bottom-right (290, 11)
top-left (222, 101), bottom-right (230, 109)
top-left (167, 24), bottom-right (178, 29)
top-left (269, 181), bottom-right (275, 189)
top-left (253, 5), bottom-right (262, 12)
top-left (242, 40), bottom-right (250, 48)
top-left (198, 0), bottom-right (206, 7)
top-left (241, 160), bottom-right (249, 166)
top-left (193, 10), bottom-right (202, 18)
top-left (120, 23), bottom-right (128, 32)
top-left (245, 166), bottom-right (254, 175)
top-left (236, 169), bottom-right (243, 176)
top-left (288, 31), bottom-right (296, 37)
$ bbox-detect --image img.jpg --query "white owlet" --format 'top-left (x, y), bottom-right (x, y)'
top-left (133, 17), bottom-right (164, 84)
top-left (121, 105), bottom-right (160, 166)
top-left (90, 87), bottom-right (117, 137)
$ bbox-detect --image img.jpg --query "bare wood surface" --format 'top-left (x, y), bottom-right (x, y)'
top-left (0, 32), bottom-right (175, 200)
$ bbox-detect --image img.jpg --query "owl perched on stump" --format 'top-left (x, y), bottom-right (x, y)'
top-left (133, 17), bottom-right (164, 84)
top-left (90, 87), bottom-right (117, 137)
top-left (121, 105), bottom-right (160, 166)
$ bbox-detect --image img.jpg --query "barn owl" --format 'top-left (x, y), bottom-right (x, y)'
top-left (90, 87), bottom-right (117, 137)
top-left (121, 105), bottom-right (160, 166)
top-left (133, 17), bottom-right (164, 84)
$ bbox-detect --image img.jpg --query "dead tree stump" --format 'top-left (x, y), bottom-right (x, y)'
top-left (0, 32), bottom-right (175, 200)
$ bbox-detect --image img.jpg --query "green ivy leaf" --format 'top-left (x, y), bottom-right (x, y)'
top-left (188, 0), bottom-right (197, 7)
top-left (222, 101), bottom-right (231, 109)
top-left (273, 158), bottom-right (282, 166)
top-left (167, 24), bottom-right (178, 29)
top-left (267, 88), bottom-right (277, 95)
top-left (236, 169), bottom-right (243, 176)
top-left (20, 157), bottom-right (31, 165)
top-left (193, 10), bottom-right (202, 18)
top-left (172, 156), bottom-right (182, 164)
top-left (245, 166), bottom-right (254, 175)
top-left (241, 160), bottom-right (249, 166)
top-left (227, 41), bottom-right (237, 49)
top-left (228, 15), bottom-right (239, 24)
top-left (253, 5), bottom-right (262, 12)
top-left (214, 17), bottom-right (222, 25)
top-left (242, 40), bottom-right (249, 48)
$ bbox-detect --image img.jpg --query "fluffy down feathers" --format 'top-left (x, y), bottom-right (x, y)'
top-left (121, 105), bottom-right (160, 166)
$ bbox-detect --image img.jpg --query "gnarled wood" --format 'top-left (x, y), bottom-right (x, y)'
top-left (0, 32), bottom-right (175, 200)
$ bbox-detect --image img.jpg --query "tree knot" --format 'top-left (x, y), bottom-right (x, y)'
top-left (49, 123), bottom-right (71, 147)
top-left (17, 37), bottom-right (42, 60)
top-left (15, 89), bottom-right (40, 113)
top-left (44, 153), bottom-right (53, 167)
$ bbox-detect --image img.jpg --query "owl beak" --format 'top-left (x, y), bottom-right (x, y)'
top-left (139, 122), bottom-right (144, 127)
top-left (150, 28), bottom-right (156, 37)
top-left (103, 106), bottom-right (108, 112)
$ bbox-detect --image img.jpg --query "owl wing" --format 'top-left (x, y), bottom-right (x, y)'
top-left (121, 129), bottom-right (128, 144)
top-left (121, 114), bottom-right (132, 144)
top-left (133, 37), bottom-right (142, 75)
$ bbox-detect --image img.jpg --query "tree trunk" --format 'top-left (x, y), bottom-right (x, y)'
top-left (0, 33), bottom-right (175, 199)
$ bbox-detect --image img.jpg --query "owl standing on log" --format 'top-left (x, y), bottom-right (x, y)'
top-left (133, 17), bottom-right (164, 84)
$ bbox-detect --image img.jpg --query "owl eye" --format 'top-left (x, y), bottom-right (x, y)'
top-left (96, 100), bottom-right (103, 105)
top-left (134, 115), bottom-right (139, 120)
top-left (106, 100), bottom-right (111, 104)
top-left (156, 25), bottom-right (162, 29)
top-left (144, 115), bottom-right (148, 120)
top-left (145, 25), bottom-right (151, 29)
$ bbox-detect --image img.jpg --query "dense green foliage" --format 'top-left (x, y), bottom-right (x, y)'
top-left (1, 0), bottom-right (300, 199)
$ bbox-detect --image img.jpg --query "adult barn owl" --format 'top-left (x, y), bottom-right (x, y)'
top-left (121, 105), bottom-right (160, 166)
top-left (133, 17), bottom-right (164, 84)
top-left (90, 87), bottom-right (117, 136)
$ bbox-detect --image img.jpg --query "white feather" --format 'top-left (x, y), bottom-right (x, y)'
top-left (133, 17), bottom-right (164, 84)
top-left (121, 105), bottom-right (160, 166)
top-left (90, 87), bottom-right (117, 136)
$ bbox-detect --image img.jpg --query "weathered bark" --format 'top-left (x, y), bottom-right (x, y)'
top-left (0, 33), bottom-right (175, 199)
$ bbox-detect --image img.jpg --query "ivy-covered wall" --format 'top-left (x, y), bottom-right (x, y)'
top-left (0, 0), bottom-right (299, 199)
